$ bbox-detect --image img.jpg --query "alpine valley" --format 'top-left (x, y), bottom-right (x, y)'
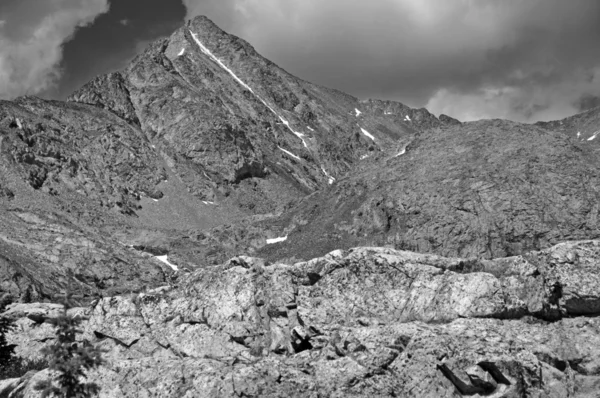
top-left (2, 16), bottom-right (600, 397)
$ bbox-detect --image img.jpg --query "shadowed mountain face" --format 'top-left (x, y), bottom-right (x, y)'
top-left (4, 15), bottom-right (600, 398)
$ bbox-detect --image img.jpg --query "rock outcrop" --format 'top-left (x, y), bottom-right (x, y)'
top-left (4, 241), bottom-right (600, 396)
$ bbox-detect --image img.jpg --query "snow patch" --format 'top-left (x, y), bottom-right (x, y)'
top-left (588, 131), bottom-right (599, 141)
top-left (360, 127), bottom-right (376, 141)
top-left (307, 126), bottom-right (314, 132)
top-left (15, 118), bottom-right (22, 129)
top-left (360, 154), bottom-right (369, 160)
top-left (404, 115), bottom-right (412, 122)
top-left (202, 201), bottom-right (215, 205)
top-left (278, 117), bottom-right (308, 147)
top-left (152, 199), bottom-right (159, 202)
top-left (394, 148), bottom-right (406, 157)
top-left (266, 236), bottom-right (287, 244)
top-left (577, 131), bottom-right (581, 139)
top-left (355, 108), bottom-right (362, 117)
top-left (292, 131), bottom-right (308, 148)
top-left (321, 167), bottom-right (335, 185)
top-left (155, 255), bottom-right (178, 271)
top-left (278, 146), bottom-right (301, 160)
top-left (384, 111), bottom-right (392, 115)
top-left (178, 48), bottom-right (185, 56)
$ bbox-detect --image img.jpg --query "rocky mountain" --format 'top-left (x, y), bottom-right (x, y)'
top-left (0, 16), bottom-right (459, 302)
top-left (258, 117), bottom-right (600, 262)
top-left (1, 14), bottom-right (600, 398)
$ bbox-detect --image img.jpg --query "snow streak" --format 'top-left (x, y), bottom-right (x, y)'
top-left (190, 30), bottom-right (308, 148)
top-left (178, 48), bottom-right (185, 56)
top-left (156, 255), bottom-right (178, 271)
top-left (278, 146), bottom-right (301, 160)
top-left (321, 167), bottom-right (335, 184)
top-left (266, 236), bottom-right (287, 244)
top-left (394, 148), bottom-right (406, 157)
top-left (360, 127), bottom-right (376, 141)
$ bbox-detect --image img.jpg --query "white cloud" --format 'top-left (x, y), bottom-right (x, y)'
top-left (182, 0), bottom-right (600, 122)
top-left (0, 0), bottom-right (109, 99)
top-left (427, 67), bottom-right (600, 122)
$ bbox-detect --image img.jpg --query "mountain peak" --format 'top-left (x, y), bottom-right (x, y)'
top-left (186, 15), bottom-right (224, 35)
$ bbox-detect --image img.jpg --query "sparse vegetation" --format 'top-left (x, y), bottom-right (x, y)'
top-left (35, 292), bottom-right (104, 398)
top-left (0, 314), bottom-right (17, 375)
top-left (0, 357), bottom-right (49, 380)
top-left (0, 309), bottom-right (48, 380)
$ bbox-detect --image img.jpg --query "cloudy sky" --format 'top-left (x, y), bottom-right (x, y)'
top-left (1, 0), bottom-right (600, 122)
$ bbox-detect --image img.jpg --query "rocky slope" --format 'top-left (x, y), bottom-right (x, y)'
top-left (1, 14), bottom-right (600, 398)
top-left (258, 117), bottom-right (600, 262)
top-left (4, 241), bottom-right (600, 396)
top-left (0, 16), bottom-right (457, 301)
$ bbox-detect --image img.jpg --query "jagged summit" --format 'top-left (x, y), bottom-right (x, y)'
top-left (69, 15), bottom-right (451, 215)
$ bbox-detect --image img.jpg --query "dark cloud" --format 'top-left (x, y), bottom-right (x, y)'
top-left (0, 0), bottom-right (110, 99)
top-left (51, 0), bottom-right (185, 99)
top-left (0, 0), bottom-right (185, 100)
top-left (575, 94), bottom-right (600, 112)
top-left (183, 0), bottom-right (600, 122)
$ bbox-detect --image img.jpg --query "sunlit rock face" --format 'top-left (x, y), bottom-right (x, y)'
top-left (6, 242), bottom-right (600, 396)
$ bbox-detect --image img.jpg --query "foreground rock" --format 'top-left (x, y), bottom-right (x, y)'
top-left (5, 240), bottom-right (600, 396)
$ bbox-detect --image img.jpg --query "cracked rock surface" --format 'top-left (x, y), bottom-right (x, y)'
top-left (5, 241), bottom-right (600, 397)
